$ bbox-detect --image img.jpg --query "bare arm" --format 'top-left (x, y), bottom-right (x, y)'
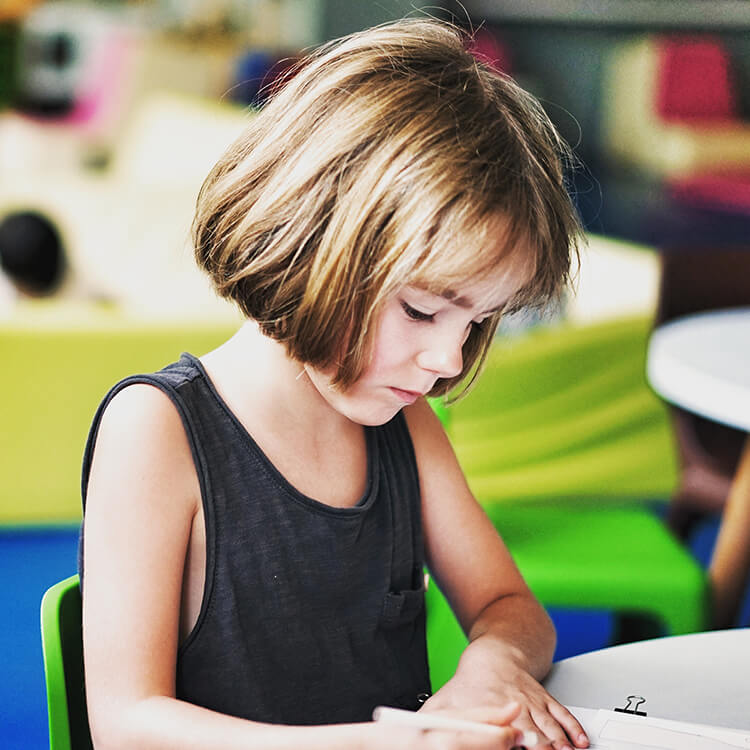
top-left (82, 385), bottom-right (522, 750)
top-left (405, 399), bottom-right (588, 750)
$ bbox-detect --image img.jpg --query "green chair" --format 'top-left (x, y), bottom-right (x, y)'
top-left (40, 575), bottom-right (93, 750)
top-left (426, 316), bottom-right (709, 690)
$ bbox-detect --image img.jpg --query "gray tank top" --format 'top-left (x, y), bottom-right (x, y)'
top-left (80, 353), bottom-right (431, 724)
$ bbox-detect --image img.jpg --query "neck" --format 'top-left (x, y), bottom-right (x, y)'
top-left (202, 321), bottom-right (354, 439)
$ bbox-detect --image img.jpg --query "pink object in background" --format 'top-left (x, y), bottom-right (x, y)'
top-left (61, 33), bottom-right (136, 132)
top-left (655, 36), bottom-right (735, 124)
top-left (654, 36), bottom-right (750, 214)
top-left (468, 28), bottom-right (513, 74)
top-left (15, 2), bottom-right (142, 143)
top-left (668, 172), bottom-right (750, 214)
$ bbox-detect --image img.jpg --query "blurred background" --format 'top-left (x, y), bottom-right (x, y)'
top-left (2, 1), bottom-right (750, 748)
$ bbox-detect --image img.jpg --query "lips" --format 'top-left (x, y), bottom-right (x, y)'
top-left (390, 387), bottom-right (423, 404)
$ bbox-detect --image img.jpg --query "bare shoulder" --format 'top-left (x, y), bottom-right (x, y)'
top-left (402, 398), bottom-right (475, 521)
top-left (402, 396), bottom-right (437, 432)
top-left (95, 382), bottom-right (183, 438)
top-left (86, 382), bottom-right (199, 518)
top-left (403, 398), bottom-right (462, 480)
top-left (403, 398), bottom-right (448, 448)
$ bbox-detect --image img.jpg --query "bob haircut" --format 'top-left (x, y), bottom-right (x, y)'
top-left (193, 18), bottom-right (582, 398)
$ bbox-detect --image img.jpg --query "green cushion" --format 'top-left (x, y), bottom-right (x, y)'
top-left (426, 502), bottom-right (707, 690)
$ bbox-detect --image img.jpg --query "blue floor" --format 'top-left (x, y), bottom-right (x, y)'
top-left (2, 515), bottom-right (747, 750)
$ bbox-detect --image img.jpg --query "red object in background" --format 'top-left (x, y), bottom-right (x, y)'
top-left (655, 36), bottom-right (736, 124)
top-left (669, 172), bottom-right (750, 214)
top-left (468, 28), bottom-right (512, 74)
top-left (656, 36), bottom-right (750, 214)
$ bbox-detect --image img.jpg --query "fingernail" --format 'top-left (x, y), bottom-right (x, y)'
top-left (578, 733), bottom-right (589, 746)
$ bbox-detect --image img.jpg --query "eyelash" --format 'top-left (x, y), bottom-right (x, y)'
top-left (401, 301), bottom-right (434, 322)
top-left (400, 301), bottom-right (486, 329)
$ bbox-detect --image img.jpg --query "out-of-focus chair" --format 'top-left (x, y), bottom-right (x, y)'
top-left (449, 317), bottom-right (678, 503)
top-left (425, 316), bottom-right (708, 690)
top-left (603, 34), bottom-right (750, 205)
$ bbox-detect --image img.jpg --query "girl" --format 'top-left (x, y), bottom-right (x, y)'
top-left (80, 18), bottom-right (589, 750)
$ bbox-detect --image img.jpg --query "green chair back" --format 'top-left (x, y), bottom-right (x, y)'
top-left (40, 575), bottom-right (93, 750)
top-left (425, 501), bottom-right (708, 689)
top-left (450, 316), bottom-right (679, 503)
top-left (425, 316), bottom-right (709, 690)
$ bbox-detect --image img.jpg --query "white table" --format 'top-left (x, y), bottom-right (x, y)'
top-left (647, 307), bottom-right (750, 431)
top-left (544, 629), bottom-right (750, 731)
top-left (647, 307), bottom-right (750, 627)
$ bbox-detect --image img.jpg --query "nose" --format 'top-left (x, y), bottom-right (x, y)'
top-left (416, 331), bottom-right (464, 379)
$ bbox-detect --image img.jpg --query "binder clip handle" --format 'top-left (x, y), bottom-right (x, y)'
top-left (614, 695), bottom-right (647, 716)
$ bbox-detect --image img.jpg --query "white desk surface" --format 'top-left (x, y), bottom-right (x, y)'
top-left (647, 307), bottom-right (750, 431)
top-left (544, 629), bottom-right (750, 731)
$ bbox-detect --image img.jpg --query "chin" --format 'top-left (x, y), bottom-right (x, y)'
top-left (341, 401), bottom-right (402, 427)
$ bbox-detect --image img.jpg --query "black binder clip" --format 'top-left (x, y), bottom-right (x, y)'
top-left (614, 695), bottom-right (647, 716)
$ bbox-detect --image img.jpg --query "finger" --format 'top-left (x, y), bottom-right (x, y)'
top-left (491, 725), bottom-right (527, 750)
top-left (458, 701), bottom-right (523, 726)
top-left (529, 715), bottom-right (569, 750)
top-left (510, 727), bottom-right (549, 750)
top-left (527, 704), bottom-right (588, 750)
top-left (506, 708), bottom-right (552, 750)
top-left (461, 726), bottom-right (523, 750)
top-left (429, 723), bottom-right (521, 750)
top-left (547, 702), bottom-right (589, 748)
top-left (509, 726), bottom-right (539, 750)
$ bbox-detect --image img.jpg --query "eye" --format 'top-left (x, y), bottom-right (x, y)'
top-left (401, 301), bottom-right (434, 322)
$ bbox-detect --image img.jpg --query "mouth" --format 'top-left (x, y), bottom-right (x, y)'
top-left (389, 387), bottom-right (423, 404)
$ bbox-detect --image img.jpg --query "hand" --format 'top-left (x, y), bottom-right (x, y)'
top-left (380, 702), bottom-right (527, 749)
top-left (421, 665), bottom-right (588, 750)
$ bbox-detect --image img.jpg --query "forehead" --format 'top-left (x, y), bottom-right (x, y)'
top-left (407, 210), bottom-right (535, 298)
top-left (413, 242), bottom-right (536, 311)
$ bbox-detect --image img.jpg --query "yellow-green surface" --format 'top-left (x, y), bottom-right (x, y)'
top-left (449, 315), bottom-right (679, 504)
top-left (2, 307), bottom-right (237, 523)
top-left (4, 311), bottom-right (677, 524)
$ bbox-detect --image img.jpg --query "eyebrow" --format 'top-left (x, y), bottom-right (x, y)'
top-left (440, 290), bottom-right (505, 315)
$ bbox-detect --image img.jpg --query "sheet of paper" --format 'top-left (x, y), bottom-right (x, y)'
top-left (566, 706), bottom-right (750, 750)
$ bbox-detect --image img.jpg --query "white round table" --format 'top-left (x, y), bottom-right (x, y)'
top-left (647, 307), bottom-right (750, 627)
top-left (647, 307), bottom-right (750, 431)
top-left (544, 628), bottom-right (750, 731)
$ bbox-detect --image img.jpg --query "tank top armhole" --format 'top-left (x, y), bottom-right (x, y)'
top-left (79, 374), bottom-right (216, 646)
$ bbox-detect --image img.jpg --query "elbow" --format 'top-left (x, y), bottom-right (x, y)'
top-left (541, 605), bottom-right (558, 671)
top-left (88, 707), bottom-right (134, 750)
top-left (87, 696), bottom-right (163, 750)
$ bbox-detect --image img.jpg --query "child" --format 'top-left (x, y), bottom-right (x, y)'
top-left (80, 18), bottom-right (589, 750)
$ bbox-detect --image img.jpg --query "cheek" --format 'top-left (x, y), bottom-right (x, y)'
top-left (365, 309), bottom-right (415, 377)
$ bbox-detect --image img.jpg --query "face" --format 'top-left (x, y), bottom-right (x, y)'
top-left (304, 252), bottom-right (532, 426)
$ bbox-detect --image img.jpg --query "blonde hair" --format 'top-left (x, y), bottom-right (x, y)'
top-left (193, 18), bottom-right (581, 397)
